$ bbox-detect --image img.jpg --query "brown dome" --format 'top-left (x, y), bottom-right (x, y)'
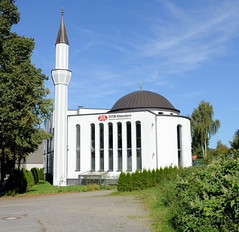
top-left (110, 90), bottom-right (179, 113)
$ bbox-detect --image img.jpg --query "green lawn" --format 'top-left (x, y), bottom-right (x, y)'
top-left (8, 180), bottom-right (116, 197)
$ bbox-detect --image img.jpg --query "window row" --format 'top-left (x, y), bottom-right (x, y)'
top-left (75, 121), bottom-right (142, 172)
top-left (76, 123), bottom-right (183, 171)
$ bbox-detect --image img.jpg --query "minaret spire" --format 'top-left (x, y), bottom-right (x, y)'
top-left (56, 8), bottom-right (69, 45)
top-left (52, 11), bottom-right (72, 186)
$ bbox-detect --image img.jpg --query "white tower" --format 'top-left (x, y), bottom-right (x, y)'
top-left (52, 10), bottom-right (71, 186)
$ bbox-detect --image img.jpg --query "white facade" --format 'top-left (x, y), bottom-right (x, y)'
top-left (44, 107), bottom-right (192, 185)
top-left (43, 13), bottom-right (192, 186)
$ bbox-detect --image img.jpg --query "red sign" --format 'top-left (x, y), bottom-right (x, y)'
top-left (98, 115), bottom-right (108, 121)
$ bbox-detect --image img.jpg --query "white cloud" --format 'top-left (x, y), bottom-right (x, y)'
top-left (135, 0), bottom-right (239, 75)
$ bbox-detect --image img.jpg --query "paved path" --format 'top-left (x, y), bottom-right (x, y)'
top-left (0, 190), bottom-right (151, 232)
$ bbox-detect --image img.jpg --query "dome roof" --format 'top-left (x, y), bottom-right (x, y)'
top-left (110, 90), bottom-right (179, 113)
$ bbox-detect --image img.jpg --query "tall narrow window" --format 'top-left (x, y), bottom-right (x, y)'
top-left (177, 125), bottom-right (182, 166)
top-left (76, 124), bottom-right (80, 170)
top-left (136, 121), bottom-right (142, 170)
top-left (91, 124), bottom-right (95, 171)
top-left (117, 122), bottom-right (122, 170)
top-left (127, 122), bottom-right (132, 171)
top-left (108, 123), bottom-right (113, 171)
top-left (99, 123), bottom-right (104, 171)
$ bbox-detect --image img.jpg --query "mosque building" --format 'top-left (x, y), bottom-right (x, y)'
top-left (43, 12), bottom-right (192, 186)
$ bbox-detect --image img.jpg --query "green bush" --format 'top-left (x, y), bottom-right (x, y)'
top-left (39, 168), bottom-right (44, 180)
top-left (117, 167), bottom-right (179, 192)
top-left (125, 172), bottom-right (132, 191)
top-left (151, 169), bottom-right (157, 187)
top-left (117, 172), bottom-right (126, 191)
top-left (24, 169), bottom-right (34, 190)
top-left (142, 169), bottom-right (150, 189)
top-left (132, 169), bottom-right (144, 190)
top-left (31, 168), bottom-right (39, 184)
top-left (169, 158), bottom-right (239, 231)
top-left (5, 168), bottom-right (27, 195)
top-left (36, 168), bottom-right (40, 180)
top-left (156, 167), bottom-right (164, 184)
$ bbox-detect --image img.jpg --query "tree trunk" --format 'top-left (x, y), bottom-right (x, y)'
top-left (204, 139), bottom-right (207, 158)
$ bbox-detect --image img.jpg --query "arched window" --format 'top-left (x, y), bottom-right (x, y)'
top-left (99, 123), bottom-right (104, 171)
top-left (117, 122), bottom-right (122, 170)
top-left (108, 123), bottom-right (113, 171)
top-left (136, 121), bottom-right (142, 170)
top-left (76, 124), bottom-right (80, 170)
top-left (91, 124), bottom-right (95, 171)
top-left (177, 125), bottom-right (182, 166)
top-left (127, 122), bottom-right (132, 171)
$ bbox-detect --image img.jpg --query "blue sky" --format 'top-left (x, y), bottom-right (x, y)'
top-left (13, 0), bottom-right (239, 148)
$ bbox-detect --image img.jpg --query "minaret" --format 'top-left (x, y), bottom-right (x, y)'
top-left (52, 10), bottom-right (71, 186)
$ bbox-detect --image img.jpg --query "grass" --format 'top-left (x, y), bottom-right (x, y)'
top-left (138, 186), bottom-right (176, 232)
top-left (4, 180), bottom-right (116, 197)
top-left (111, 186), bottom-right (176, 232)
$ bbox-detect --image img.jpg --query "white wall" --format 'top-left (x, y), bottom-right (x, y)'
top-left (44, 109), bottom-right (192, 183)
top-left (156, 115), bottom-right (192, 168)
top-left (66, 110), bottom-right (192, 181)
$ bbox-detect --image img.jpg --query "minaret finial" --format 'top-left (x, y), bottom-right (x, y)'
top-left (56, 8), bottom-right (69, 45)
top-left (140, 82), bottom-right (142, 91)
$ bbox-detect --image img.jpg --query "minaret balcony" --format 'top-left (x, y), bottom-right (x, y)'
top-left (52, 69), bottom-right (71, 85)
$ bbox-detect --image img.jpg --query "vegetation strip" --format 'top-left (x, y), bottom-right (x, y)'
top-left (117, 156), bottom-right (239, 232)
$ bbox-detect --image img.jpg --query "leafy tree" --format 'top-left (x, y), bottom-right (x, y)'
top-left (230, 129), bottom-right (239, 150)
top-left (214, 140), bottom-right (229, 157)
top-left (191, 101), bottom-right (220, 159)
top-left (0, 0), bottom-right (52, 183)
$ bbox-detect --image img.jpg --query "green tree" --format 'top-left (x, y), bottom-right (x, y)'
top-left (214, 140), bottom-right (229, 157)
top-left (0, 0), bottom-right (52, 183)
top-left (230, 129), bottom-right (239, 150)
top-left (191, 101), bottom-right (220, 159)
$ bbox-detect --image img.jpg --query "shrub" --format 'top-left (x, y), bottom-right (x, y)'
top-left (132, 169), bottom-right (143, 191)
top-left (142, 169), bottom-right (151, 189)
top-left (25, 169), bottom-right (35, 190)
top-left (156, 167), bottom-right (164, 184)
top-left (170, 158), bottom-right (239, 231)
top-left (39, 168), bottom-right (44, 180)
top-left (117, 167), bottom-right (180, 192)
top-left (5, 168), bottom-right (27, 195)
top-left (125, 172), bottom-right (132, 191)
top-left (35, 168), bottom-right (40, 180)
top-left (117, 172), bottom-right (126, 192)
top-left (31, 168), bottom-right (39, 184)
top-left (151, 169), bottom-right (157, 187)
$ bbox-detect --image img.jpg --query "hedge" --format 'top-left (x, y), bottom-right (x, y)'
top-left (117, 166), bottom-right (178, 192)
top-left (5, 167), bottom-right (34, 195)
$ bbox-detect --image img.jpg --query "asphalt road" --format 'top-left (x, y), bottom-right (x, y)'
top-left (0, 190), bottom-right (151, 232)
